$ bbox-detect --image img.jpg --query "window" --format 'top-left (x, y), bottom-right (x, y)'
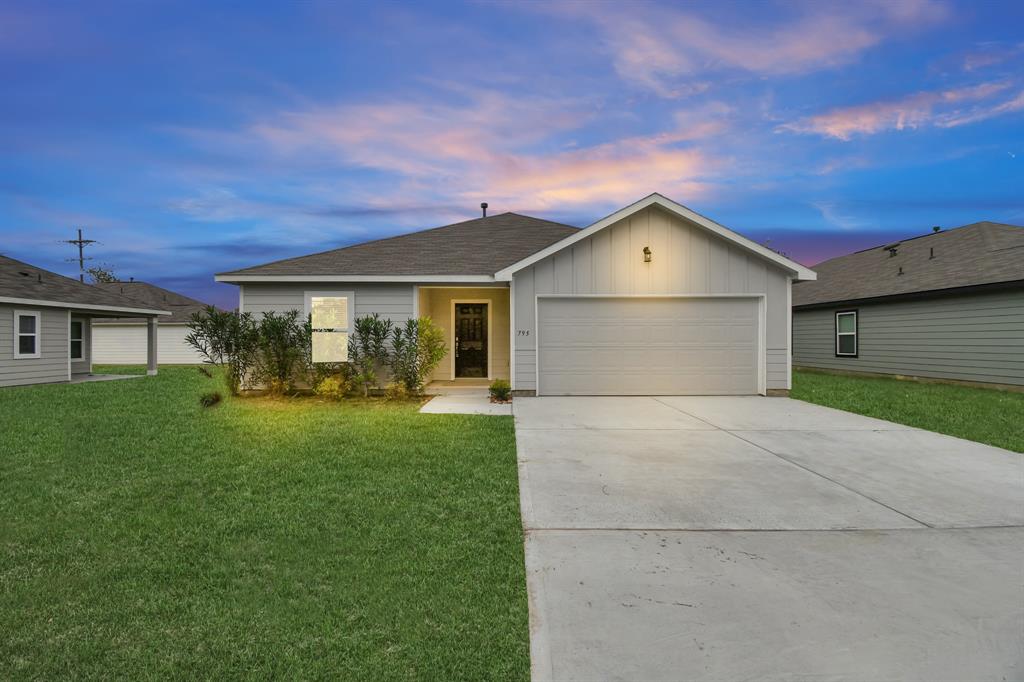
top-left (70, 320), bottom-right (84, 360)
top-left (306, 292), bottom-right (353, 363)
top-left (835, 310), bottom-right (858, 357)
top-left (14, 311), bottom-right (41, 359)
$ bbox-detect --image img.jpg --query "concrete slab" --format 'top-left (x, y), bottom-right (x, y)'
top-left (419, 393), bottom-right (511, 416)
top-left (737, 428), bottom-right (1024, 528)
top-left (514, 396), bottom-right (713, 431)
top-left (527, 527), bottom-right (1024, 682)
top-left (517, 428), bottom-right (921, 530)
top-left (658, 395), bottom-right (908, 431)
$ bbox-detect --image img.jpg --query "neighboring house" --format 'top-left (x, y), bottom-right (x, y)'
top-left (793, 221), bottom-right (1024, 388)
top-left (216, 193), bottom-right (816, 396)
top-left (92, 281), bottom-right (213, 364)
top-left (0, 255), bottom-right (169, 387)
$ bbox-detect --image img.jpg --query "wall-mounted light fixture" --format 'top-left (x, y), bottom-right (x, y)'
top-left (642, 246), bottom-right (652, 263)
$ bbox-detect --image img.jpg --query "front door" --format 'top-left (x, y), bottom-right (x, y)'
top-left (454, 303), bottom-right (488, 378)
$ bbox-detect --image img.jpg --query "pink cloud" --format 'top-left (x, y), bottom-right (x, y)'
top-left (779, 82), bottom-right (1020, 140)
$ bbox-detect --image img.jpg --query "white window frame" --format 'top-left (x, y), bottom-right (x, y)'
top-left (304, 290), bottom-right (355, 363)
top-left (70, 318), bottom-right (85, 361)
top-left (14, 310), bottom-right (42, 359)
top-left (835, 310), bottom-right (858, 357)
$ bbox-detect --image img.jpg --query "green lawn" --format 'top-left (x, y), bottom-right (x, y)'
top-left (0, 367), bottom-right (528, 680)
top-left (792, 369), bottom-right (1024, 453)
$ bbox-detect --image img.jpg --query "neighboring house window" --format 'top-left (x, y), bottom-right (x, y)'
top-left (70, 320), bottom-right (84, 360)
top-left (14, 311), bottom-right (42, 359)
top-left (306, 292), bottom-right (353, 363)
top-left (835, 310), bottom-right (858, 357)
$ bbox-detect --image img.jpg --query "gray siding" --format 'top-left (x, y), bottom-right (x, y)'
top-left (240, 283), bottom-right (416, 323)
top-left (793, 288), bottom-right (1024, 386)
top-left (70, 316), bottom-right (91, 375)
top-left (0, 305), bottom-right (70, 387)
top-left (512, 206), bottom-right (792, 391)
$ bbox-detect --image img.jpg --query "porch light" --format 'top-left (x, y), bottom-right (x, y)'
top-left (642, 246), bottom-right (652, 263)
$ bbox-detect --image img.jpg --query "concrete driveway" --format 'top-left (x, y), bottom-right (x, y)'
top-left (514, 396), bottom-right (1024, 681)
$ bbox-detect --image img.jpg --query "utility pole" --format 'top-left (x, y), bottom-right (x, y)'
top-left (61, 228), bottom-right (97, 282)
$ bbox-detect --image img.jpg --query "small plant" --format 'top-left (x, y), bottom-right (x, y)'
top-left (384, 381), bottom-right (410, 401)
top-left (489, 379), bottom-right (512, 402)
top-left (314, 374), bottom-right (351, 401)
top-left (255, 310), bottom-right (306, 395)
top-left (199, 391), bottom-right (222, 407)
top-left (348, 314), bottom-right (393, 397)
top-left (185, 306), bottom-right (260, 396)
top-left (387, 316), bottom-right (449, 394)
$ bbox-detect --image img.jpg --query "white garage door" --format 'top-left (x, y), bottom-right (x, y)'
top-left (537, 297), bottom-right (761, 396)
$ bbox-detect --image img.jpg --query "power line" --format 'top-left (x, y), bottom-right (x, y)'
top-left (60, 228), bottom-right (97, 282)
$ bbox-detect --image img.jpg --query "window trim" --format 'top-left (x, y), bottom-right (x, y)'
top-left (13, 310), bottom-right (42, 359)
top-left (835, 309), bottom-right (858, 358)
top-left (304, 290), bottom-right (355, 363)
top-left (70, 318), bottom-right (85, 361)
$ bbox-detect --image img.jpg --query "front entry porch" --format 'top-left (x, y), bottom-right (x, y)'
top-left (416, 286), bottom-right (511, 384)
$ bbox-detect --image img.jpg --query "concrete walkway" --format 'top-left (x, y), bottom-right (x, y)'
top-left (419, 385), bottom-right (511, 415)
top-left (515, 396), bottom-right (1024, 681)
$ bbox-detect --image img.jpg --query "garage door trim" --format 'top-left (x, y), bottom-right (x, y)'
top-left (535, 294), bottom-right (766, 396)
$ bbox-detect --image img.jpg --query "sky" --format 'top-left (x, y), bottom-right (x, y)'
top-left (1, 0), bottom-right (1022, 309)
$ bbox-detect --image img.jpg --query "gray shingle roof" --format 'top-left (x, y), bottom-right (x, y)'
top-left (92, 281), bottom-right (214, 324)
top-left (0, 255), bottom-right (168, 315)
top-left (793, 221), bottom-right (1024, 307)
top-left (218, 212), bottom-right (580, 277)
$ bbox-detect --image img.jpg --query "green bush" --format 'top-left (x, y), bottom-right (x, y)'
top-left (388, 316), bottom-right (448, 394)
top-left (314, 374), bottom-right (352, 401)
top-left (255, 310), bottom-right (306, 395)
top-left (384, 381), bottom-right (411, 401)
top-left (349, 314), bottom-right (393, 397)
top-left (185, 306), bottom-right (260, 396)
top-left (489, 379), bottom-right (512, 402)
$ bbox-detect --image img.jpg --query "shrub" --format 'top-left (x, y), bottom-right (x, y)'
top-left (254, 310), bottom-right (306, 395)
top-left (388, 316), bottom-right (448, 394)
top-left (384, 381), bottom-right (411, 401)
top-left (489, 379), bottom-right (512, 402)
top-left (185, 306), bottom-right (260, 396)
top-left (314, 374), bottom-right (351, 401)
top-left (416, 316), bottom-right (447, 388)
top-left (348, 314), bottom-right (393, 396)
top-left (199, 391), bottom-right (222, 407)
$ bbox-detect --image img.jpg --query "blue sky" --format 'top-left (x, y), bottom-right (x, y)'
top-left (1, 0), bottom-right (1022, 308)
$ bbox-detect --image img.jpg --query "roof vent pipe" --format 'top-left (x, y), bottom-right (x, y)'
top-left (480, 202), bottom-right (488, 217)
top-left (932, 226), bottom-right (941, 233)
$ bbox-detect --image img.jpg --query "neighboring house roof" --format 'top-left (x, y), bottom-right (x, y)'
top-left (216, 212), bottom-right (580, 282)
top-left (793, 221), bottom-right (1024, 308)
top-left (0, 255), bottom-right (170, 316)
top-left (92, 281), bottom-right (214, 324)
top-left (495, 193), bottom-right (818, 281)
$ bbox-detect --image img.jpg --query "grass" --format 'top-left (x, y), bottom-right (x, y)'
top-left (0, 366), bottom-right (528, 680)
top-left (792, 369), bottom-right (1024, 453)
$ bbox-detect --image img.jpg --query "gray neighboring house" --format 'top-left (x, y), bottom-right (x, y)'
top-left (793, 221), bottom-right (1024, 388)
top-left (216, 193), bottom-right (816, 396)
top-left (0, 255), bottom-right (169, 387)
top-left (91, 281), bottom-right (213, 364)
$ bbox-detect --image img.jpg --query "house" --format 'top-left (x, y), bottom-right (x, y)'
top-left (0, 255), bottom-right (169, 387)
top-left (793, 221), bottom-right (1024, 388)
top-left (91, 281), bottom-right (213, 364)
top-left (215, 193), bottom-right (816, 396)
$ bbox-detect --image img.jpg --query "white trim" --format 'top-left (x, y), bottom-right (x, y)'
top-left (305, 290), bottom-right (355, 363)
top-left (534, 294), bottom-right (767, 397)
top-left (412, 285), bottom-right (419, 319)
top-left (509, 278), bottom-right (516, 390)
top-left (786, 276), bottom-right (793, 390)
top-left (495, 193), bottom-right (817, 282)
top-left (216, 274), bottom-right (495, 284)
top-left (66, 310), bottom-right (72, 380)
top-left (238, 285), bottom-right (245, 314)
top-left (0, 296), bottom-right (169, 316)
top-left (450, 299), bottom-right (492, 380)
top-left (13, 309), bottom-right (42, 359)
top-left (69, 316), bottom-right (85, 361)
top-left (835, 311), bottom-right (858, 356)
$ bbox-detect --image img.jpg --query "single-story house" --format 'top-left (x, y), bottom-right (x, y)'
top-left (215, 193), bottom-right (816, 396)
top-left (91, 281), bottom-right (213, 364)
top-left (793, 221), bottom-right (1024, 388)
top-left (0, 255), bottom-right (169, 387)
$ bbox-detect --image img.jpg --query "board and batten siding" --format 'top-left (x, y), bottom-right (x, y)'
top-left (0, 305), bottom-right (70, 387)
top-left (511, 206), bottom-right (792, 392)
top-left (239, 283), bottom-right (416, 323)
top-left (793, 288), bottom-right (1024, 386)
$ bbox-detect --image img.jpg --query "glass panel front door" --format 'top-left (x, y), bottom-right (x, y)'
top-left (454, 303), bottom-right (487, 378)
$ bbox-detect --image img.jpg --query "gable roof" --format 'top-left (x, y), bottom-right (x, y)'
top-left (216, 212), bottom-right (579, 282)
top-left (0, 255), bottom-right (170, 316)
top-left (493, 193), bottom-right (817, 281)
top-left (793, 221), bottom-right (1024, 308)
top-left (92, 281), bottom-right (215, 324)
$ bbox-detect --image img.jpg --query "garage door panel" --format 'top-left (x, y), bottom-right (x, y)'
top-left (537, 297), bottom-right (760, 396)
